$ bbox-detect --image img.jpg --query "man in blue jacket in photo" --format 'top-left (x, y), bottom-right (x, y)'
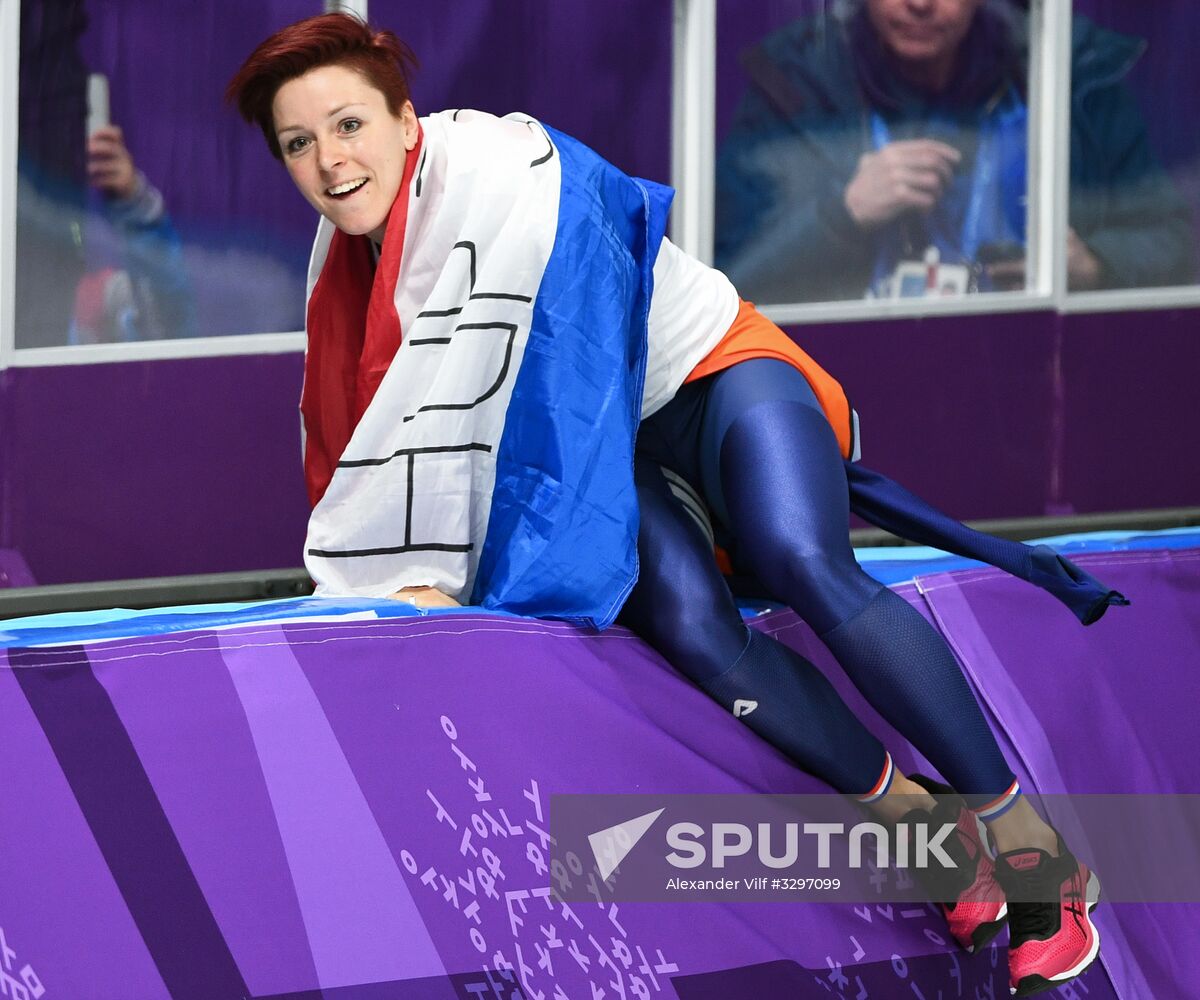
top-left (715, 0), bottom-right (1196, 302)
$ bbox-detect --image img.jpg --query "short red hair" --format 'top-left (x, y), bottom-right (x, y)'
top-left (226, 13), bottom-right (418, 160)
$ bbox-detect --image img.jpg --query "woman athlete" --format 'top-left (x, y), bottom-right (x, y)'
top-left (229, 15), bottom-right (1110, 996)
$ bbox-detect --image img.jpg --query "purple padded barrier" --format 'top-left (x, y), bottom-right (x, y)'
top-left (2, 548), bottom-right (1196, 997)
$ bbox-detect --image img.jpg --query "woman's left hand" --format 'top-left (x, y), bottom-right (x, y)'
top-left (388, 586), bottom-right (462, 608)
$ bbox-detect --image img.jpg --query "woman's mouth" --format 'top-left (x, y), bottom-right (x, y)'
top-left (893, 22), bottom-right (942, 44)
top-left (327, 177), bottom-right (368, 200)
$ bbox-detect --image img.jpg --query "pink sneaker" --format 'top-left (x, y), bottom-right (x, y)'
top-left (908, 775), bottom-right (1008, 953)
top-left (993, 835), bottom-right (1101, 996)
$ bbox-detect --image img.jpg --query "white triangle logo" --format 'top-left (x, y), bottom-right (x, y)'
top-left (588, 808), bottom-right (665, 882)
top-left (733, 699), bottom-right (758, 718)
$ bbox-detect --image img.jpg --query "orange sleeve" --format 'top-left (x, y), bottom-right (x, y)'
top-left (684, 299), bottom-right (854, 459)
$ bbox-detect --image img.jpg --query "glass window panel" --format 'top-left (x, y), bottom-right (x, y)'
top-left (366, 0), bottom-right (672, 186)
top-left (1067, 2), bottom-right (1199, 292)
top-left (714, 0), bottom-right (1034, 305)
top-left (15, 0), bottom-right (318, 348)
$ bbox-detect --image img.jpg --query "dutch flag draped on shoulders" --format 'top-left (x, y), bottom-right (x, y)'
top-left (301, 110), bottom-right (673, 628)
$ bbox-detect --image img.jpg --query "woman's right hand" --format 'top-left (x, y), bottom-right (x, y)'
top-left (388, 586), bottom-right (462, 608)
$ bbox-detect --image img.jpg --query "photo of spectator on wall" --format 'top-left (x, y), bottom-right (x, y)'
top-left (715, 0), bottom-right (1196, 304)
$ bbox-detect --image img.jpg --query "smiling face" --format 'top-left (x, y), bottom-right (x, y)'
top-left (273, 63), bottom-right (418, 243)
top-left (866, 0), bottom-right (980, 81)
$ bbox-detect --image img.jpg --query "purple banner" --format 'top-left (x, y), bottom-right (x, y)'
top-left (2, 547), bottom-right (1198, 997)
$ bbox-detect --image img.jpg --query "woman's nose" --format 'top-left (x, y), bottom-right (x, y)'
top-left (317, 142), bottom-right (345, 173)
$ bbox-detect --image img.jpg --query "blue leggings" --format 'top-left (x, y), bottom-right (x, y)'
top-left (621, 359), bottom-right (1016, 806)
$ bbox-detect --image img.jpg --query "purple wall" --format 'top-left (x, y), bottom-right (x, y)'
top-left (794, 310), bottom-right (1056, 521)
top-left (2, 306), bottom-right (1197, 587)
top-left (789, 308), bottom-right (1200, 522)
top-left (1058, 309), bottom-right (1200, 514)
top-left (0, 356), bottom-right (311, 585)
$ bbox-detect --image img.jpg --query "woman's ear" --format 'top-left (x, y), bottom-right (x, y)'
top-left (401, 100), bottom-right (419, 151)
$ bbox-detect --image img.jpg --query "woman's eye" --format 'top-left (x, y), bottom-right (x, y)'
top-left (286, 136), bottom-right (309, 155)
top-left (339, 118), bottom-right (362, 134)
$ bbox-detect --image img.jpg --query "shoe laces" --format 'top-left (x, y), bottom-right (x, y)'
top-left (1008, 861), bottom-right (1085, 939)
top-left (1013, 899), bottom-right (1058, 938)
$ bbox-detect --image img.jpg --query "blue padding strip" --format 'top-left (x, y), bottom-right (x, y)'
top-left (3, 529), bottom-right (1196, 648)
top-left (856, 528), bottom-right (1200, 585)
top-left (0, 597), bottom-right (511, 650)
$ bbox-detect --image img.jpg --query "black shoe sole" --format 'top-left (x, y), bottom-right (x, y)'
top-left (965, 904), bottom-right (1008, 954)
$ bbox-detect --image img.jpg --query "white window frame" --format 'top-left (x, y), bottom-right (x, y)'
top-left (671, 0), bottom-right (716, 265)
top-left (670, 0), bottom-right (1200, 325)
top-left (0, 0), bottom-right (19, 370)
top-left (325, 0), bottom-right (366, 16)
